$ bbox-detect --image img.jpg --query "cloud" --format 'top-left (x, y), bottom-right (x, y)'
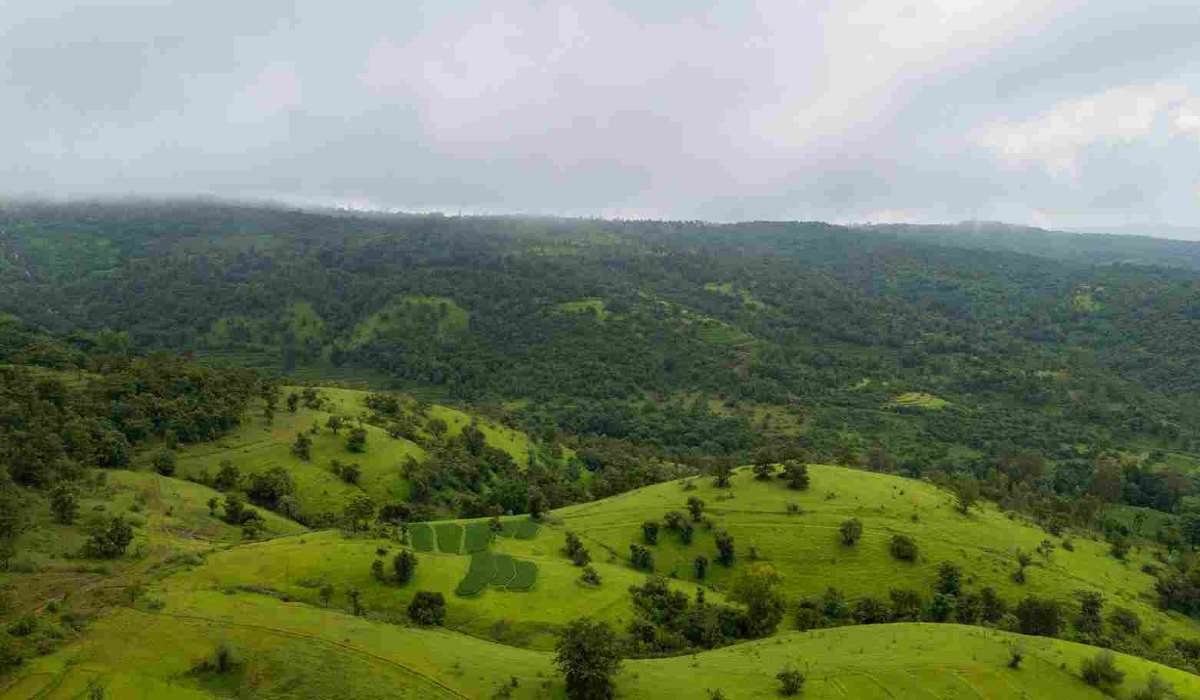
top-left (972, 83), bottom-right (1198, 176)
top-left (0, 0), bottom-right (1199, 229)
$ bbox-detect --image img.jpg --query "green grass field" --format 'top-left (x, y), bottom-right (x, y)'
top-left (7, 588), bottom-right (1198, 699)
top-left (553, 465), bottom-right (1199, 639)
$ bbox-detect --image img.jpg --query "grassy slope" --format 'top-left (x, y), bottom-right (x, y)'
top-left (554, 464), bottom-right (1200, 640)
top-left (172, 387), bottom-right (534, 519)
top-left (7, 590), bottom-right (1199, 699)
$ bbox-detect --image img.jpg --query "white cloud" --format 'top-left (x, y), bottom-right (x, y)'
top-left (973, 83), bottom-right (1196, 176)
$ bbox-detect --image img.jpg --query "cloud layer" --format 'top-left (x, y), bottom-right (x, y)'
top-left (2, 1), bottom-right (1199, 228)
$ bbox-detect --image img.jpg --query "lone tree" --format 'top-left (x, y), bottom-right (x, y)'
top-left (153, 448), bottom-right (176, 476)
top-left (346, 427), bottom-right (368, 453)
top-left (839, 518), bottom-right (862, 546)
top-left (713, 462), bottom-right (733, 488)
top-left (223, 493), bottom-right (247, 524)
top-left (629, 543), bottom-right (653, 571)
top-left (326, 415), bottom-right (344, 434)
top-left (687, 496), bottom-right (706, 521)
top-left (776, 665), bottom-right (806, 696)
top-left (393, 550), bottom-right (418, 585)
top-left (641, 521), bottom-right (659, 545)
top-left (752, 461), bottom-right (775, 481)
top-left (214, 460), bottom-right (240, 491)
top-left (291, 432), bottom-right (312, 461)
top-left (951, 475), bottom-right (980, 514)
top-left (407, 591), bottom-right (446, 625)
top-left (83, 517), bottom-right (134, 559)
top-left (694, 554), bottom-right (709, 580)
top-left (889, 534), bottom-right (918, 562)
top-left (782, 461), bottom-right (810, 490)
top-left (556, 618), bottom-right (622, 700)
top-left (49, 483), bottom-right (79, 525)
top-left (715, 529), bottom-right (735, 566)
top-left (344, 494), bottom-right (376, 532)
top-left (730, 562), bottom-right (786, 637)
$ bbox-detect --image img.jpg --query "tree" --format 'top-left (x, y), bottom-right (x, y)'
top-left (319, 583), bottom-right (334, 606)
top-left (1080, 650), bottom-right (1124, 694)
top-left (839, 518), bottom-right (862, 546)
top-left (408, 591), bottom-right (446, 625)
top-left (348, 588), bottom-right (364, 616)
top-left (82, 516), bottom-right (134, 559)
top-left (951, 475), bottom-right (980, 514)
top-left (935, 561), bottom-right (962, 596)
top-left (291, 432), bottom-right (312, 461)
top-left (580, 565), bottom-right (601, 586)
top-left (629, 543), bottom-right (653, 571)
top-left (889, 588), bottom-right (922, 622)
top-left (889, 534), bottom-right (918, 561)
top-left (206, 496), bottom-right (218, 516)
top-left (344, 494), bottom-right (376, 532)
top-left (49, 482), bottom-right (79, 525)
top-left (223, 493), bottom-right (247, 524)
top-left (730, 562), bottom-right (786, 637)
top-left (782, 461), bottom-right (810, 490)
top-left (286, 393), bottom-right (299, 413)
top-left (776, 665), bottom-right (806, 696)
top-left (687, 496), bottom-right (706, 521)
top-left (713, 463), bottom-right (732, 488)
top-left (346, 427), bottom-right (367, 453)
top-left (555, 618), bottom-right (622, 700)
top-left (694, 555), bottom-right (709, 580)
top-left (642, 521), bottom-right (659, 545)
top-left (1015, 596), bottom-right (1063, 636)
top-left (715, 529), bottom-right (735, 566)
top-left (152, 448), bottom-right (176, 476)
top-left (247, 466), bottom-right (294, 509)
top-left (214, 460), bottom-right (240, 491)
top-left (326, 415), bottom-right (344, 434)
top-left (1075, 590), bottom-right (1104, 637)
top-left (393, 550), bottom-right (418, 584)
top-left (752, 461), bottom-right (774, 481)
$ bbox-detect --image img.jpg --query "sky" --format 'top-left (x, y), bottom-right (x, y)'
top-left (2, 1), bottom-right (1199, 232)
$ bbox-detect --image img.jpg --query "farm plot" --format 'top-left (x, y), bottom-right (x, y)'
top-left (435, 522), bottom-right (464, 554)
top-left (410, 523), bottom-right (435, 552)
top-left (454, 552), bottom-right (538, 597)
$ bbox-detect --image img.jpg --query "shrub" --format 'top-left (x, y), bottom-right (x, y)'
top-left (1108, 607), bottom-right (1141, 637)
top-left (1007, 643), bottom-right (1024, 669)
top-left (629, 544), bottom-right (653, 571)
top-left (82, 517), bottom-right (134, 559)
top-left (888, 588), bottom-right (922, 622)
top-left (889, 534), bottom-right (917, 561)
top-left (687, 496), bottom-right (705, 521)
top-left (214, 460), bottom-right (240, 491)
top-left (1131, 673), bottom-right (1176, 700)
top-left (715, 530), bottom-right (735, 566)
top-left (776, 665), bottom-right (806, 696)
top-left (694, 555), bottom-right (709, 580)
top-left (407, 591), bottom-right (446, 626)
top-left (346, 427), bottom-right (368, 453)
top-left (152, 449), bottom-right (176, 476)
top-left (1080, 650), bottom-right (1124, 694)
top-left (781, 461), bottom-right (810, 490)
top-left (935, 561), bottom-right (962, 596)
top-left (642, 521), bottom-right (659, 545)
top-left (580, 565), bottom-right (601, 586)
top-left (393, 550), bottom-right (418, 585)
top-left (752, 462), bottom-right (774, 480)
top-left (1110, 538), bottom-right (1131, 561)
top-left (839, 518), bottom-right (862, 546)
top-left (49, 483), bottom-right (79, 525)
top-left (794, 603), bottom-right (822, 631)
top-left (851, 596), bottom-right (888, 624)
top-left (1015, 596), bottom-right (1063, 637)
top-left (0, 635), bottom-right (21, 671)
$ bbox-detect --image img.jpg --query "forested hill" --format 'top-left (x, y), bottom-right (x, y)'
top-left (2, 201), bottom-right (1199, 476)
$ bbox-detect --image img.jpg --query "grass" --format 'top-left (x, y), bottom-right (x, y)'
top-left (348, 295), bottom-right (469, 348)
top-left (410, 524), bottom-right (435, 552)
top-left (435, 523), bottom-right (464, 555)
top-left (462, 522), bottom-right (493, 553)
top-left (552, 464), bottom-right (1199, 640)
top-left (171, 386), bottom-right (535, 520)
top-left (498, 518), bottom-right (540, 540)
top-left (551, 298), bottom-right (609, 320)
top-left (9, 587), bottom-right (1200, 699)
top-left (888, 391), bottom-right (950, 410)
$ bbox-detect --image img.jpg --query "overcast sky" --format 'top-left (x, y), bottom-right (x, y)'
top-left (2, 1), bottom-right (1199, 231)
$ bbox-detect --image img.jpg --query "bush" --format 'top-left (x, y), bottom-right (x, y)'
top-left (407, 591), bottom-right (446, 626)
top-left (1007, 643), bottom-right (1024, 669)
top-left (1080, 650), bottom-right (1124, 693)
top-left (715, 530), bottom-right (735, 566)
top-left (1131, 673), bottom-right (1176, 700)
top-left (1108, 607), bottom-right (1141, 637)
top-left (838, 518), bottom-right (862, 546)
top-left (0, 635), bottom-right (20, 671)
top-left (1015, 596), bottom-right (1063, 637)
top-left (642, 521), bottom-right (659, 545)
top-left (346, 427), bottom-right (367, 453)
top-left (630, 544), bottom-right (653, 571)
top-left (393, 550), bottom-right (417, 585)
top-left (580, 565), bottom-right (601, 586)
top-left (781, 461), bottom-right (810, 490)
top-left (152, 449), bottom-right (176, 476)
top-left (82, 517), bottom-right (134, 559)
top-left (776, 665), bottom-right (806, 696)
top-left (889, 534), bottom-right (917, 561)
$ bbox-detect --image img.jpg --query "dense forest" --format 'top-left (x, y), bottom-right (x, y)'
top-left (2, 201), bottom-right (1200, 523)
